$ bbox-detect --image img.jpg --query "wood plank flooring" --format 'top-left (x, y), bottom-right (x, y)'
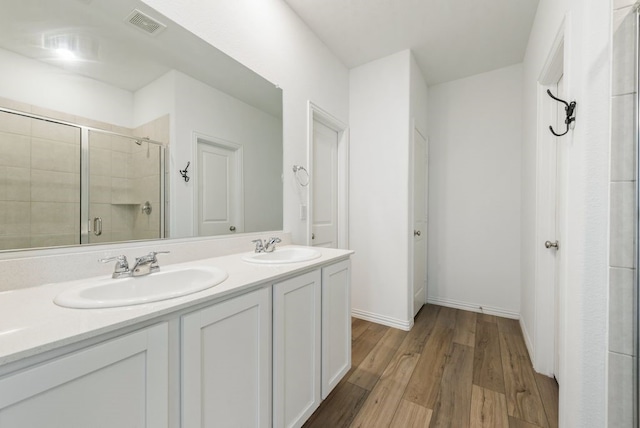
top-left (304, 304), bottom-right (558, 428)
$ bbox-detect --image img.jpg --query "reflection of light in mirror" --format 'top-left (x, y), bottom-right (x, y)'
top-left (54, 48), bottom-right (78, 61)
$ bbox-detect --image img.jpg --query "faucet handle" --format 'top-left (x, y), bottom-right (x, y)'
top-left (98, 255), bottom-right (130, 278)
top-left (99, 255), bottom-right (128, 267)
top-left (252, 239), bottom-right (265, 253)
top-left (264, 237), bottom-right (282, 252)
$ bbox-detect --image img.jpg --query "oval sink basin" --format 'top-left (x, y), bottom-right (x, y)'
top-left (242, 247), bottom-right (321, 264)
top-left (54, 266), bottom-right (228, 309)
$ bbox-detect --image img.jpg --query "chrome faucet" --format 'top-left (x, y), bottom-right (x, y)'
top-left (99, 251), bottom-right (169, 278)
top-left (252, 239), bottom-right (266, 253)
top-left (131, 251), bottom-right (170, 276)
top-left (99, 255), bottom-right (131, 279)
top-left (264, 237), bottom-right (281, 253)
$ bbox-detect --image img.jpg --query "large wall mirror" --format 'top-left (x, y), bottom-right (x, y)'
top-left (0, 0), bottom-right (283, 252)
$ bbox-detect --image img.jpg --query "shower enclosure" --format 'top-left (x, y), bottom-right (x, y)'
top-left (0, 107), bottom-right (165, 251)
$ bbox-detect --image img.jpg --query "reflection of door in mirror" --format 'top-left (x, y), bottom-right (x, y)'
top-left (0, 110), bottom-right (81, 250)
top-left (197, 137), bottom-right (244, 236)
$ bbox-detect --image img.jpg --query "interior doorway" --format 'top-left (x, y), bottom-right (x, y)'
top-left (535, 30), bottom-right (567, 384)
top-left (307, 102), bottom-right (349, 249)
top-left (194, 134), bottom-right (244, 236)
top-left (412, 127), bottom-right (428, 317)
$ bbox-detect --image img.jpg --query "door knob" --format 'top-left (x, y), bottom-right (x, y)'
top-left (545, 240), bottom-right (559, 249)
top-left (229, 226), bottom-right (236, 232)
top-left (414, 230), bottom-right (421, 236)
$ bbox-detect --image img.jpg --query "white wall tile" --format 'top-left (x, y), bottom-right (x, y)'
top-left (30, 234), bottom-right (79, 248)
top-left (611, 94), bottom-right (637, 181)
top-left (0, 132), bottom-right (30, 168)
top-left (90, 174), bottom-right (111, 204)
top-left (609, 267), bottom-right (635, 355)
top-left (89, 131), bottom-right (112, 150)
top-left (30, 202), bottom-right (79, 235)
top-left (111, 151), bottom-right (131, 178)
top-left (1, 167), bottom-right (31, 202)
top-left (0, 201), bottom-right (30, 235)
top-left (31, 138), bottom-right (80, 173)
top-left (613, 8), bottom-right (637, 96)
top-left (31, 119), bottom-right (80, 144)
top-left (610, 182), bottom-right (635, 268)
top-left (0, 235), bottom-right (30, 250)
top-left (608, 352), bottom-right (634, 427)
top-left (0, 111), bottom-right (30, 135)
top-left (31, 170), bottom-right (79, 203)
top-left (90, 147), bottom-right (113, 177)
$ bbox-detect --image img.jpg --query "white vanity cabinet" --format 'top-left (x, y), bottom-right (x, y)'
top-left (273, 260), bottom-right (351, 428)
top-left (321, 259), bottom-right (351, 398)
top-left (181, 286), bottom-right (272, 428)
top-left (273, 270), bottom-right (322, 428)
top-left (0, 323), bottom-right (169, 428)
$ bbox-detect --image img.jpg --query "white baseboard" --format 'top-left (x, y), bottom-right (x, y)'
top-left (351, 309), bottom-right (413, 331)
top-left (426, 296), bottom-right (519, 320)
top-left (519, 318), bottom-right (536, 367)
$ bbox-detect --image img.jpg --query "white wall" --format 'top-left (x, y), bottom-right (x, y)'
top-left (520, 0), bottom-right (610, 426)
top-left (142, 0), bottom-right (350, 244)
top-left (0, 48), bottom-right (134, 127)
top-left (350, 50), bottom-right (412, 329)
top-left (170, 70), bottom-right (282, 238)
top-left (427, 64), bottom-right (522, 317)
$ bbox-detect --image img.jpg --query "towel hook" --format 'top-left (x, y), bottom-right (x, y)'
top-left (547, 89), bottom-right (576, 137)
top-left (179, 161), bottom-right (190, 182)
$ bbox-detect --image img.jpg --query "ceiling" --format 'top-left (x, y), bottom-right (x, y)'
top-left (0, 0), bottom-right (282, 117)
top-left (282, 0), bottom-right (540, 85)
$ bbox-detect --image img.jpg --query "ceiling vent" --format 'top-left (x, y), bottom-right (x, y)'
top-left (125, 9), bottom-right (166, 36)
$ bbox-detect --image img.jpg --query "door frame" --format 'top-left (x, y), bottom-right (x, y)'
top-left (192, 132), bottom-right (244, 236)
top-left (306, 101), bottom-right (349, 248)
top-left (533, 18), bottom-right (568, 381)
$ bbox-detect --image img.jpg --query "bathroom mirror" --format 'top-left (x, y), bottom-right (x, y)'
top-left (0, 0), bottom-right (283, 252)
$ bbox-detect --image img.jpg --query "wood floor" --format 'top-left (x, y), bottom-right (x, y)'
top-left (304, 304), bottom-right (558, 428)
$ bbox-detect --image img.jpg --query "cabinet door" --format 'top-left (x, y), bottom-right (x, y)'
top-left (182, 287), bottom-right (271, 428)
top-left (321, 260), bottom-right (351, 398)
top-left (0, 323), bottom-right (169, 428)
top-left (273, 270), bottom-right (321, 428)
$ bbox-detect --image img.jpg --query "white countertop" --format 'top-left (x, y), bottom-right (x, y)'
top-left (0, 245), bottom-right (353, 367)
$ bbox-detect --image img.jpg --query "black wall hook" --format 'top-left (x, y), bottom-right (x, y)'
top-left (180, 161), bottom-right (190, 182)
top-left (547, 89), bottom-right (576, 137)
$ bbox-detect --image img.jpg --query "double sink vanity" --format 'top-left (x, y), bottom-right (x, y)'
top-left (0, 241), bottom-right (353, 427)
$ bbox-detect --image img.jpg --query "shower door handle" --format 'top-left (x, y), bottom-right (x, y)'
top-left (93, 217), bottom-right (103, 236)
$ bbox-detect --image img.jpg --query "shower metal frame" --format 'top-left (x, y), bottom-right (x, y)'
top-left (0, 106), bottom-right (166, 246)
top-left (635, 7), bottom-right (640, 428)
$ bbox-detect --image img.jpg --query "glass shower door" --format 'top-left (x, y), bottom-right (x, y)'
top-left (87, 130), bottom-right (162, 244)
top-left (0, 110), bottom-right (81, 250)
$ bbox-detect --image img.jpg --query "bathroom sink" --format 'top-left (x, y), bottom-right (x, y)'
top-left (242, 247), bottom-right (321, 264)
top-left (54, 266), bottom-right (228, 309)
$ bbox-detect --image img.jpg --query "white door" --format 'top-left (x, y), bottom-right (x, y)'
top-left (412, 128), bottom-right (428, 317)
top-left (197, 139), bottom-right (242, 236)
top-left (312, 120), bottom-right (338, 248)
top-left (552, 75), bottom-right (567, 383)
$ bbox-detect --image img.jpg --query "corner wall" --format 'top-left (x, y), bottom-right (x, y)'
top-left (349, 50), bottom-right (412, 328)
top-left (426, 64), bottom-right (523, 318)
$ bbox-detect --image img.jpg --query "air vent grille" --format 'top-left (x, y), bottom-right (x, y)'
top-left (125, 9), bottom-right (166, 35)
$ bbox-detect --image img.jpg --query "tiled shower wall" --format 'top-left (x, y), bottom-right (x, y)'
top-left (610, 1), bottom-right (637, 426)
top-left (0, 96), bottom-right (167, 250)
